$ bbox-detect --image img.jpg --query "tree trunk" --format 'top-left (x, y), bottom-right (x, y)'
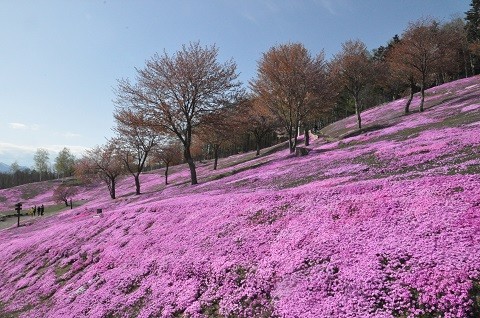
top-left (304, 127), bottom-right (310, 146)
top-left (288, 127), bottom-right (294, 154)
top-left (134, 174), bottom-right (141, 195)
top-left (187, 158), bottom-right (197, 185)
top-left (64, 199), bottom-right (69, 207)
top-left (464, 49), bottom-right (469, 78)
top-left (165, 163), bottom-right (169, 185)
top-left (244, 134), bottom-right (250, 152)
top-left (184, 146), bottom-right (197, 185)
top-left (291, 136), bottom-right (298, 153)
top-left (109, 177), bottom-right (116, 199)
top-left (355, 97), bottom-right (362, 129)
top-left (470, 53), bottom-right (476, 76)
top-left (420, 80), bottom-right (425, 112)
top-left (291, 121), bottom-right (299, 153)
top-left (213, 145), bottom-right (219, 170)
top-left (254, 133), bottom-right (262, 156)
top-left (405, 81), bottom-right (415, 114)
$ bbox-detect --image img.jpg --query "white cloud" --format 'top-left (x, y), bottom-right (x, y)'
top-left (0, 142), bottom-right (37, 154)
top-left (63, 132), bottom-right (82, 138)
top-left (8, 123), bottom-right (28, 130)
top-left (8, 122), bottom-right (40, 130)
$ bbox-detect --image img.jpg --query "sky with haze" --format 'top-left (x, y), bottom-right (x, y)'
top-left (0, 0), bottom-right (470, 167)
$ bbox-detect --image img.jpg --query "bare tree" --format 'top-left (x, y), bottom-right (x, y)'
top-left (152, 139), bottom-right (182, 185)
top-left (53, 183), bottom-right (78, 206)
top-left (114, 109), bottom-right (158, 195)
top-left (390, 19), bottom-right (443, 112)
top-left (330, 40), bottom-right (375, 129)
top-left (251, 43), bottom-right (328, 153)
top-left (82, 141), bottom-right (124, 199)
top-left (439, 18), bottom-right (471, 79)
top-left (387, 41), bottom-right (420, 114)
top-left (197, 108), bottom-right (238, 170)
top-left (115, 42), bottom-right (242, 185)
top-left (236, 97), bottom-right (277, 156)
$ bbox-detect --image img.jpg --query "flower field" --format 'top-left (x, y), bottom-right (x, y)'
top-left (0, 76), bottom-right (479, 317)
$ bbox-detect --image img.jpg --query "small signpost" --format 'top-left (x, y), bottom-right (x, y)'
top-left (15, 202), bottom-right (22, 227)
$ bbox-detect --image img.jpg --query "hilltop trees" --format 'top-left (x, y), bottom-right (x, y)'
top-left (34, 148), bottom-right (50, 181)
top-left (390, 19), bottom-right (443, 112)
top-left (54, 147), bottom-right (76, 178)
top-left (438, 18), bottom-right (471, 80)
top-left (115, 42), bottom-right (243, 185)
top-left (251, 43), bottom-right (328, 153)
top-left (387, 39), bottom-right (420, 114)
top-left (330, 40), bottom-right (376, 129)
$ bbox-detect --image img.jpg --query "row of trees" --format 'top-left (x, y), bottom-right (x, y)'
top-left (75, 5), bottom-right (480, 198)
top-left (31, 147), bottom-right (76, 181)
top-left (0, 147), bottom-right (76, 189)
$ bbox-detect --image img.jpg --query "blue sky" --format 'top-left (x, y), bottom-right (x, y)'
top-left (0, 0), bottom-right (470, 167)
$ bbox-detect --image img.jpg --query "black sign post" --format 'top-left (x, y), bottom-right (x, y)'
top-left (15, 203), bottom-right (22, 227)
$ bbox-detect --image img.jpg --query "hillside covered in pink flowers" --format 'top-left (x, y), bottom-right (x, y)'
top-left (0, 76), bottom-right (480, 317)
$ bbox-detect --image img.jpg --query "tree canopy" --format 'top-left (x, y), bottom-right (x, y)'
top-left (251, 43), bottom-right (328, 153)
top-left (115, 42), bottom-right (243, 185)
top-left (54, 147), bottom-right (76, 178)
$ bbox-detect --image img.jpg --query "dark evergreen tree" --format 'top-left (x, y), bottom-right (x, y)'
top-left (465, 0), bottom-right (480, 74)
top-left (466, 0), bottom-right (480, 42)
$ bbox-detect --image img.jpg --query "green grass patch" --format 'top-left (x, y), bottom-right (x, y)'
top-left (209, 161), bottom-right (271, 182)
top-left (43, 203), bottom-right (70, 215)
top-left (201, 300), bottom-right (223, 318)
top-left (0, 303), bottom-right (34, 318)
top-left (249, 208), bottom-right (284, 225)
top-left (352, 152), bottom-right (386, 170)
top-left (469, 280), bottom-right (480, 317)
top-left (279, 175), bottom-right (317, 189)
top-left (37, 260), bottom-right (50, 276)
top-left (54, 263), bottom-right (72, 285)
top-left (54, 263), bottom-right (71, 278)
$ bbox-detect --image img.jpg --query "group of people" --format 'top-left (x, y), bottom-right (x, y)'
top-left (30, 205), bottom-right (45, 216)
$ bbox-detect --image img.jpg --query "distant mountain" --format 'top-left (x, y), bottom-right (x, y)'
top-left (0, 162), bottom-right (11, 173)
top-left (0, 162), bottom-right (28, 174)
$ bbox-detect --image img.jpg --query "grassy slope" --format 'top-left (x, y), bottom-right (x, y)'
top-left (0, 76), bottom-right (479, 318)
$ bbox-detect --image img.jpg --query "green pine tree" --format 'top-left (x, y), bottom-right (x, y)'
top-left (466, 0), bottom-right (480, 42)
top-left (465, 0), bottom-right (480, 74)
